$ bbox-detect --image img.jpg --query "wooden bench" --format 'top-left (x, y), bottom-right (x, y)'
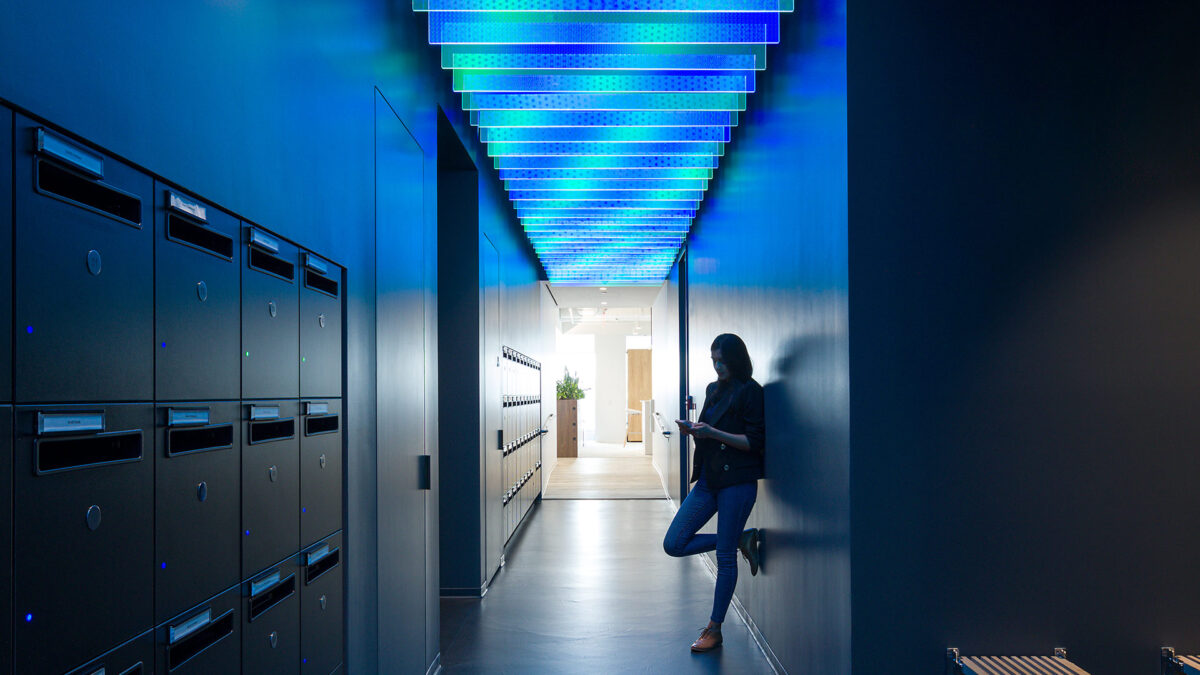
top-left (947, 648), bottom-right (1092, 675)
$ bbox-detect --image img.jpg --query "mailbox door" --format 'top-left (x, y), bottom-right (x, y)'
top-left (0, 107), bottom-right (11, 401)
top-left (242, 400), bottom-right (301, 578)
top-left (155, 401), bottom-right (242, 624)
top-left (67, 629), bottom-right (154, 675)
top-left (300, 256), bottom-right (342, 398)
top-left (12, 404), bottom-right (154, 674)
top-left (155, 185), bottom-right (241, 401)
top-left (242, 228), bottom-right (300, 399)
top-left (301, 532), bottom-right (344, 675)
top-left (301, 399), bottom-right (343, 547)
top-left (13, 116), bottom-right (153, 402)
top-left (243, 558), bottom-right (301, 675)
top-left (157, 586), bottom-right (241, 674)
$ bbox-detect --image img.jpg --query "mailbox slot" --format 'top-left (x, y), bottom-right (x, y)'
top-left (36, 430), bottom-right (142, 474)
top-left (166, 424), bottom-right (234, 456)
top-left (303, 269), bottom-right (338, 297)
top-left (249, 248), bottom-right (294, 282)
top-left (166, 609), bottom-right (235, 671)
top-left (304, 414), bottom-right (339, 436)
top-left (249, 419), bottom-right (295, 444)
top-left (248, 573), bottom-right (297, 621)
top-left (166, 214), bottom-right (233, 260)
top-left (305, 547), bottom-right (340, 585)
top-left (35, 158), bottom-right (142, 227)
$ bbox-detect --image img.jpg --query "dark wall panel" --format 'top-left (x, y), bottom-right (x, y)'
top-left (0, 107), bottom-right (11, 401)
top-left (849, 2), bottom-right (1200, 674)
top-left (685, 1), bottom-right (848, 673)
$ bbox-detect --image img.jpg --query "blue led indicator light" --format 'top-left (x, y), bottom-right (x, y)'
top-left (25, 613), bottom-right (33, 622)
top-left (245, 530), bottom-right (251, 536)
top-left (161, 562), bottom-right (168, 569)
top-left (161, 342), bottom-right (167, 348)
top-left (26, 326), bottom-right (33, 334)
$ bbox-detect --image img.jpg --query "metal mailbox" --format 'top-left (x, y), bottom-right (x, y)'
top-left (13, 116), bottom-right (153, 402)
top-left (0, 107), bottom-right (12, 401)
top-left (301, 399), bottom-right (343, 547)
top-left (242, 401), bottom-right (300, 578)
top-left (301, 531), bottom-right (344, 675)
top-left (12, 404), bottom-right (154, 675)
top-left (155, 402), bottom-right (242, 624)
top-left (67, 629), bottom-right (154, 675)
top-left (157, 585), bottom-right (241, 674)
top-left (300, 251), bottom-right (343, 397)
top-left (155, 185), bottom-right (241, 401)
top-left (243, 556), bottom-right (301, 675)
top-left (242, 226), bottom-right (300, 399)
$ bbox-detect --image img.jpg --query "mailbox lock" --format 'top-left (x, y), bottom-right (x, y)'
top-left (319, 453), bottom-right (327, 469)
top-left (197, 481), bottom-right (208, 502)
top-left (318, 313), bottom-right (326, 328)
top-left (196, 281), bottom-right (208, 302)
top-left (268, 465), bottom-right (278, 482)
top-left (320, 594), bottom-right (327, 610)
top-left (268, 301), bottom-right (277, 318)
top-left (86, 505), bottom-right (102, 531)
top-left (86, 250), bottom-right (102, 276)
top-left (269, 631), bottom-right (278, 648)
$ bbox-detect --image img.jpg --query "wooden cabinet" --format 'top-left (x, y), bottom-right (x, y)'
top-left (557, 399), bottom-right (578, 457)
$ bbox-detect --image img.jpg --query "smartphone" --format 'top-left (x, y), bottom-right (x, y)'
top-left (676, 419), bottom-right (694, 430)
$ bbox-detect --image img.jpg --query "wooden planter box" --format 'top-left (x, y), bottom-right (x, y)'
top-left (557, 399), bottom-right (578, 458)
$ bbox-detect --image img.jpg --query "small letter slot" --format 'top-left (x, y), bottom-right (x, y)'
top-left (249, 418), bottom-right (295, 444)
top-left (303, 269), bottom-right (339, 297)
top-left (248, 574), bottom-right (296, 621)
top-left (36, 431), bottom-right (143, 474)
top-left (166, 424), bottom-right (234, 456)
top-left (36, 159), bottom-right (141, 227)
top-left (166, 609), bottom-right (234, 671)
top-left (304, 414), bottom-right (339, 436)
top-left (248, 248), bottom-right (295, 282)
top-left (166, 213), bottom-right (233, 260)
top-left (304, 546), bottom-right (340, 585)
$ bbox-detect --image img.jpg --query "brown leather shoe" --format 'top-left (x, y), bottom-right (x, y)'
top-left (690, 626), bottom-right (723, 652)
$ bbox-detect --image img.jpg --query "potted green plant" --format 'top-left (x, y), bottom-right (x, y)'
top-left (555, 368), bottom-right (583, 458)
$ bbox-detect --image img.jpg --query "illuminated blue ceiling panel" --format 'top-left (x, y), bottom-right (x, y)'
top-left (415, 1), bottom-right (790, 285)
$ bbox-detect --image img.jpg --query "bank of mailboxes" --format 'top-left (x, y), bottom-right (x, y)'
top-left (501, 347), bottom-right (543, 542)
top-left (2, 110), bottom-right (346, 673)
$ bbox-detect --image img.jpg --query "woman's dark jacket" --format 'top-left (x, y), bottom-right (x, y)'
top-left (689, 377), bottom-right (765, 490)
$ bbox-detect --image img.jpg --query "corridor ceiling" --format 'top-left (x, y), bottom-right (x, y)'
top-left (415, 1), bottom-right (789, 285)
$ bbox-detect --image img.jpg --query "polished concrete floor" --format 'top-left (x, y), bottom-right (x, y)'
top-left (544, 457), bottom-right (666, 499)
top-left (440, 500), bottom-right (774, 674)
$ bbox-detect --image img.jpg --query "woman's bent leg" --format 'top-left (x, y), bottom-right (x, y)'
top-left (710, 480), bottom-right (758, 623)
top-left (662, 481), bottom-right (718, 558)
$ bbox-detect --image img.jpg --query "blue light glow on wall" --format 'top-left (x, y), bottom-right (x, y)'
top-left (416, 0), bottom-right (789, 285)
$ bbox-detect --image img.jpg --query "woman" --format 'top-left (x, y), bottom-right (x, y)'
top-left (664, 333), bottom-right (765, 653)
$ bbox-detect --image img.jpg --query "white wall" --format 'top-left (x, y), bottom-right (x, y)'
top-left (594, 332), bottom-right (629, 443)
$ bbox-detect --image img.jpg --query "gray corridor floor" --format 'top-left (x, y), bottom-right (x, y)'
top-left (440, 499), bottom-right (774, 674)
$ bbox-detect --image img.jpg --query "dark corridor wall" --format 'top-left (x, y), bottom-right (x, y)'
top-left (685, 1), bottom-right (849, 673)
top-left (0, 2), bottom-right (520, 672)
top-left (849, 2), bottom-right (1200, 674)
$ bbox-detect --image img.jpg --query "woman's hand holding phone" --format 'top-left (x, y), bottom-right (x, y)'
top-left (675, 419), bottom-right (693, 436)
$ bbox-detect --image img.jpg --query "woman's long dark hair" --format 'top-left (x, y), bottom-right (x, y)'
top-left (711, 333), bottom-right (753, 382)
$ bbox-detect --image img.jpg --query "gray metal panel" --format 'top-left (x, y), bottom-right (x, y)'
top-left (155, 185), bottom-right (241, 401)
top-left (0, 407), bottom-right (9, 673)
top-left (300, 259), bottom-right (343, 397)
top-left (0, 107), bottom-right (11, 401)
top-left (156, 585), bottom-right (241, 674)
top-left (242, 556), bottom-right (300, 674)
top-left (241, 400), bottom-right (300, 578)
top-left (481, 233), bottom-right (502, 583)
top-left (66, 628), bottom-right (154, 675)
top-left (155, 401), bottom-right (242, 624)
top-left (241, 226), bottom-right (300, 399)
top-left (375, 93), bottom-right (428, 673)
top-left (301, 531), bottom-right (344, 675)
top-left (13, 116), bottom-right (153, 403)
top-left (12, 403), bottom-right (154, 675)
top-left (301, 398), bottom-right (343, 547)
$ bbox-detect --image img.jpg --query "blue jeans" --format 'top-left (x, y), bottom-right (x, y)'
top-left (662, 475), bottom-right (758, 623)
